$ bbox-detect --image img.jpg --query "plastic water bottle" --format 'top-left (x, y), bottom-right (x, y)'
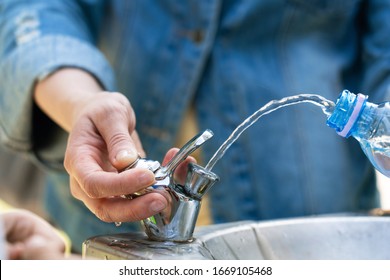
top-left (327, 90), bottom-right (390, 177)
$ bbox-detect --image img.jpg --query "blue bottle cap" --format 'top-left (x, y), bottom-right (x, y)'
top-left (327, 90), bottom-right (367, 137)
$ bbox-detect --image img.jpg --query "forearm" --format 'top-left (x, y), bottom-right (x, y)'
top-left (34, 68), bottom-right (103, 132)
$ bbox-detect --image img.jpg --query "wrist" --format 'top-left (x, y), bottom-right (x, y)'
top-left (34, 68), bottom-right (103, 132)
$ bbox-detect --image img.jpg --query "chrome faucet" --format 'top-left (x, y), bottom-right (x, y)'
top-left (122, 129), bottom-right (219, 242)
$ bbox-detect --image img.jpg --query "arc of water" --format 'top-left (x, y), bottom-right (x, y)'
top-left (205, 94), bottom-right (335, 171)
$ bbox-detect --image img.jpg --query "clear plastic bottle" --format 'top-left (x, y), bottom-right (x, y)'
top-left (327, 90), bottom-right (390, 177)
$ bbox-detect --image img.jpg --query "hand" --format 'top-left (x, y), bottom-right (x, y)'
top-left (2, 210), bottom-right (66, 259)
top-left (35, 69), bottom-right (169, 223)
top-left (65, 91), bottom-right (169, 222)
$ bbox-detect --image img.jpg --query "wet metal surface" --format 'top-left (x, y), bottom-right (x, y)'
top-left (83, 216), bottom-right (390, 260)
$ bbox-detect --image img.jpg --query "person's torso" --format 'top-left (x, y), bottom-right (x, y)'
top-left (96, 0), bottom-right (377, 222)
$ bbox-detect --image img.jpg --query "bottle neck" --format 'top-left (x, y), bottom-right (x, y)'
top-left (350, 102), bottom-right (378, 140)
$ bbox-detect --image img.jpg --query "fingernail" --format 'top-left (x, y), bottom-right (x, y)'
top-left (116, 150), bottom-right (138, 163)
top-left (150, 200), bottom-right (166, 212)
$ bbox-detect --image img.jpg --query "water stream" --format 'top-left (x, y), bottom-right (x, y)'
top-left (205, 94), bottom-right (335, 171)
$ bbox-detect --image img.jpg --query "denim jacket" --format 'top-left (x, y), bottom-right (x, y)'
top-left (0, 0), bottom-right (388, 250)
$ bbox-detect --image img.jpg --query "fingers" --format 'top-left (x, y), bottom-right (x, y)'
top-left (63, 91), bottom-right (168, 223)
top-left (21, 236), bottom-right (66, 260)
top-left (3, 210), bottom-right (39, 243)
top-left (70, 178), bottom-right (168, 222)
top-left (2, 210), bottom-right (66, 259)
top-left (6, 242), bottom-right (24, 260)
top-left (162, 148), bottom-right (197, 184)
top-left (66, 138), bottom-right (161, 222)
top-left (162, 148), bottom-right (180, 166)
top-left (69, 165), bottom-right (168, 222)
top-left (72, 92), bottom-right (143, 171)
top-left (92, 93), bottom-right (140, 170)
top-left (70, 164), bottom-right (155, 198)
top-left (64, 92), bottom-right (156, 199)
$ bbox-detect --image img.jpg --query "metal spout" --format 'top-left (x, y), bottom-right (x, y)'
top-left (143, 163), bottom-right (219, 242)
top-left (184, 163), bottom-right (219, 200)
top-left (119, 129), bottom-right (219, 242)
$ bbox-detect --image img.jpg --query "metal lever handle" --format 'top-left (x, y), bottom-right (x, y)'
top-left (154, 129), bottom-right (214, 180)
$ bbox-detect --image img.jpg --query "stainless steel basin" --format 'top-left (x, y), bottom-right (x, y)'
top-left (82, 215), bottom-right (390, 259)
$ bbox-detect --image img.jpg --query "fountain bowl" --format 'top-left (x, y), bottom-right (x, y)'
top-left (82, 214), bottom-right (390, 260)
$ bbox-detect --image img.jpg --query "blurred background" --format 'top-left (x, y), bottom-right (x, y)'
top-left (376, 172), bottom-right (390, 209)
top-left (0, 145), bottom-right (46, 216)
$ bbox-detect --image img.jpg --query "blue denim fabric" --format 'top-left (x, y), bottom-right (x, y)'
top-left (1, 0), bottom-right (388, 250)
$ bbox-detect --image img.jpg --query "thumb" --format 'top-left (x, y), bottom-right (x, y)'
top-left (98, 122), bottom-right (139, 170)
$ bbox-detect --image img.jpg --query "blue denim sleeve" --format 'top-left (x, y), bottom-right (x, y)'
top-left (361, 0), bottom-right (390, 102)
top-left (0, 0), bottom-right (115, 169)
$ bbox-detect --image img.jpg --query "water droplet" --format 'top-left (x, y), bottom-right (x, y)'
top-left (108, 239), bottom-right (119, 246)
